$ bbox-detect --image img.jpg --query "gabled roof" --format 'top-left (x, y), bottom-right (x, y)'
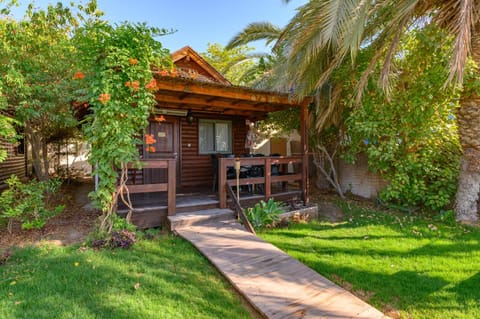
top-left (171, 46), bottom-right (231, 85)
top-left (153, 46), bottom-right (313, 120)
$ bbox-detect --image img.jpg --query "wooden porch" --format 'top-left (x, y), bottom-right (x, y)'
top-left (115, 46), bottom-right (313, 229)
top-left (118, 155), bottom-right (307, 229)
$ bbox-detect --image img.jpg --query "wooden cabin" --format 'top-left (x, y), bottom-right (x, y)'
top-left (0, 136), bottom-right (28, 190)
top-left (118, 46), bottom-right (312, 228)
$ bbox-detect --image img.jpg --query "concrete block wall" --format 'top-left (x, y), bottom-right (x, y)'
top-left (337, 153), bottom-right (388, 199)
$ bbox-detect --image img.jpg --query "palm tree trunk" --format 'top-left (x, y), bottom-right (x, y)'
top-left (455, 24), bottom-right (480, 223)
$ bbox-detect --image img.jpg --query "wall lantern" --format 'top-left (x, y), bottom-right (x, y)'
top-left (186, 110), bottom-right (194, 124)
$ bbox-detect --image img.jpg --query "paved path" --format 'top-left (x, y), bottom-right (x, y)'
top-left (176, 220), bottom-right (388, 319)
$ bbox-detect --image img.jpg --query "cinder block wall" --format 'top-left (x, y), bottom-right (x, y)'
top-left (337, 153), bottom-right (388, 198)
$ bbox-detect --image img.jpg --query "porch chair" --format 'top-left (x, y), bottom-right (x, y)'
top-left (211, 154), bottom-right (236, 192)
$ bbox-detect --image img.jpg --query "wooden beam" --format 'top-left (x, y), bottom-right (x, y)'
top-left (155, 102), bottom-right (266, 118)
top-left (127, 159), bottom-right (168, 169)
top-left (178, 92), bottom-right (190, 100)
top-left (155, 92), bottom-right (280, 112)
top-left (124, 183), bottom-right (168, 194)
top-left (221, 156), bottom-right (303, 166)
top-left (206, 96), bottom-right (217, 102)
top-left (224, 174), bottom-right (302, 187)
top-left (155, 77), bottom-right (313, 106)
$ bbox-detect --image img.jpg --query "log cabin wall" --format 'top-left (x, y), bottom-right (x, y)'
top-left (180, 114), bottom-right (248, 188)
top-left (0, 139), bottom-right (27, 190)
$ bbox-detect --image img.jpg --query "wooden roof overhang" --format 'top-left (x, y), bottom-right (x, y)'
top-left (154, 76), bottom-right (313, 120)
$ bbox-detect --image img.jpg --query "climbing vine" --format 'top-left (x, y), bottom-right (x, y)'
top-left (74, 21), bottom-right (172, 232)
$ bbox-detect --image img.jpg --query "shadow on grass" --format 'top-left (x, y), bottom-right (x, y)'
top-left (258, 204), bottom-right (480, 317)
top-left (450, 271), bottom-right (480, 303)
top-left (0, 236), bottom-right (251, 319)
top-left (265, 236), bottom-right (462, 315)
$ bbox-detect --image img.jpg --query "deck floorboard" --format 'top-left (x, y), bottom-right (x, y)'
top-left (176, 220), bottom-right (389, 319)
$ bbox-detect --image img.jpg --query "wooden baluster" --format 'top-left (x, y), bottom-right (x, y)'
top-left (265, 157), bottom-right (271, 201)
top-left (167, 159), bottom-right (176, 215)
top-left (219, 158), bottom-right (227, 208)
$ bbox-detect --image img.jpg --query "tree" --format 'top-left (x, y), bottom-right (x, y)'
top-left (0, 2), bottom-right (89, 180)
top-left (201, 43), bottom-right (258, 86)
top-left (275, 0), bottom-right (480, 222)
top-left (342, 27), bottom-right (461, 210)
top-left (226, 20), bottom-right (346, 195)
top-left (0, 1), bottom-right (174, 236)
top-left (225, 22), bottom-right (283, 89)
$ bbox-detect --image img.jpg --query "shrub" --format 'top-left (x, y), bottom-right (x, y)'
top-left (0, 175), bottom-right (64, 232)
top-left (245, 198), bottom-right (286, 229)
top-left (342, 26), bottom-right (461, 211)
top-left (88, 214), bottom-right (137, 249)
top-left (92, 229), bottom-right (136, 249)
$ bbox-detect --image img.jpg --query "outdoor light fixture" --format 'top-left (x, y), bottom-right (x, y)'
top-left (186, 110), bottom-right (194, 124)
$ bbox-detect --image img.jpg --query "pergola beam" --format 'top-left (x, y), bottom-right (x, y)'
top-left (155, 92), bottom-right (282, 113)
top-left (155, 77), bottom-right (312, 107)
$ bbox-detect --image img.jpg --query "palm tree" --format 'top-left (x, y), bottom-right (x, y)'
top-left (225, 22), bottom-right (283, 88)
top-left (227, 20), bottom-right (348, 196)
top-left (274, 0), bottom-right (480, 223)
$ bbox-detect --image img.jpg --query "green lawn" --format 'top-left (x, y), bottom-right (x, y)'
top-left (259, 203), bottom-right (480, 319)
top-left (0, 234), bottom-right (252, 319)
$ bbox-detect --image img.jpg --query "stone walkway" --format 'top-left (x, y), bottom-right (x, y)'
top-left (175, 219), bottom-right (389, 319)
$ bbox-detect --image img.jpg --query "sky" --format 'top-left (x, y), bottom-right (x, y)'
top-left (10, 0), bottom-right (308, 53)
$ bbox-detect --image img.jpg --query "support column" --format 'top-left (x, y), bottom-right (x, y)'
top-left (300, 100), bottom-right (310, 205)
top-left (219, 158), bottom-right (227, 208)
top-left (167, 159), bottom-right (176, 215)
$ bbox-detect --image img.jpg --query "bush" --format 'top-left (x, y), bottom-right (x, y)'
top-left (92, 229), bottom-right (136, 249)
top-left (0, 175), bottom-right (64, 232)
top-left (245, 198), bottom-right (285, 229)
top-left (88, 214), bottom-right (137, 249)
top-left (342, 26), bottom-right (461, 211)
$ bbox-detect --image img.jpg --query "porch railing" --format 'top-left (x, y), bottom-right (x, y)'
top-left (218, 156), bottom-right (305, 209)
top-left (121, 159), bottom-right (176, 215)
top-left (226, 183), bottom-right (256, 235)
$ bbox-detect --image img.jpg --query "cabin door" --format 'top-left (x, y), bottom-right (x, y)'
top-left (144, 117), bottom-right (180, 185)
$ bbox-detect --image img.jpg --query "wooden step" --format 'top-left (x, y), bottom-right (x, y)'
top-left (168, 208), bottom-right (235, 231)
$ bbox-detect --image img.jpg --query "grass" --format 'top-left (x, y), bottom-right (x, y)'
top-left (0, 233), bottom-right (253, 319)
top-left (259, 202), bottom-right (480, 319)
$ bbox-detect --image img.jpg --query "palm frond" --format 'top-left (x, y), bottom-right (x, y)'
top-left (439, 0), bottom-right (475, 84)
top-left (274, 0), bottom-right (375, 96)
top-left (226, 22), bottom-right (282, 50)
top-left (221, 52), bottom-right (271, 74)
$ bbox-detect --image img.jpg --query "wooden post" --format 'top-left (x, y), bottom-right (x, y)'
top-left (235, 158), bottom-right (241, 201)
top-left (265, 157), bottom-right (271, 201)
top-left (167, 159), bottom-right (176, 215)
top-left (300, 100), bottom-right (310, 205)
top-left (219, 158), bottom-right (227, 208)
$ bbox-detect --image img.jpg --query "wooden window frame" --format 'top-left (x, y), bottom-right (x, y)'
top-left (198, 119), bottom-right (232, 154)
